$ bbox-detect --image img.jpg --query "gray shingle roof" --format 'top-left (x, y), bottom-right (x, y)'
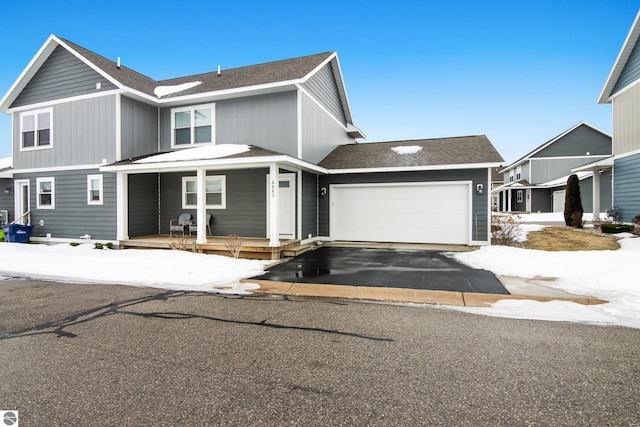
top-left (60, 37), bottom-right (333, 99)
top-left (318, 136), bottom-right (504, 169)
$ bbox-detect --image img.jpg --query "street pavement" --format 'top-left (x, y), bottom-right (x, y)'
top-left (0, 279), bottom-right (638, 426)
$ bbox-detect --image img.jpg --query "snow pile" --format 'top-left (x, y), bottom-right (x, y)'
top-left (154, 81), bottom-right (202, 98)
top-left (391, 146), bottom-right (422, 155)
top-left (0, 243), bottom-right (270, 294)
top-left (135, 144), bottom-right (250, 163)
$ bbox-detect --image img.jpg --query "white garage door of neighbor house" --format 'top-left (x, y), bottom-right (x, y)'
top-left (330, 183), bottom-right (470, 245)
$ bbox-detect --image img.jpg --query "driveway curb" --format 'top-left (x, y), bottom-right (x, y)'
top-left (244, 279), bottom-right (607, 307)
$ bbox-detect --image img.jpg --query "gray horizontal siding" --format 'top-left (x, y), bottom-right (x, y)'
top-left (529, 157), bottom-right (608, 184)
top-left (0, 178), bottom-right (13, 223)
top-left (121, 97), bottom-right (159, 160)
top-left (531, 188), bottom-right (552, 212)
top-left (13, 169), bottom-right (117, 240)
top-left (128, 174), bottom-right (159, 237)
top-left (13, 95), bottom-right (117, 169)
top-left (578, 174), bottom-right (612, 214)
top-left (159, 169), bottom-right (268, 237)
top-left (614, 153), bottom-right (640, 222)
top-left (319, 169), bottom-right (489, 242)
top-left (613, 38), bottom-right (640, 94)
top-left (159, 92), bottom-right (297, 156)
top-left (11, 45), bottom-right (117, 108)
top-left (532, 125), bottom-right (611, 158)
top-left (302, 62), bottom-right (346, 125)
top-left (302, 172), bottom-right (318, 238)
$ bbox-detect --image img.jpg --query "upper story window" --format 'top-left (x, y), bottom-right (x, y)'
top-left (21, 108), bottom-right (52, 150)
top-left (36, 177), bottom-right (55, 209)
top-left (171, 104), bottom-right (215, 147)
top-left (516, 166), bottom-right (522, 181)
top-left (509, 170), bottom-right (514, 182)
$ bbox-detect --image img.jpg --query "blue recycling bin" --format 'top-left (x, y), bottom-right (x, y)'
top-left (2, 224), bottom-right (34, 243)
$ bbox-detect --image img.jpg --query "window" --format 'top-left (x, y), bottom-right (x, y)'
top-left (516, 166), bottom-right (522, 181)
top-left (516, 190), bottom-right (523, 203)
top-left (36, 177), bottom-right (55, 209)
top-left (87, 175), bottom-right (103, 205)
top-left (171, 104), bottom-right (215, 147)
top-left (509, 170), bottom-right (514, 182)
top-left (182, 176), bottom-right (226, 209)
top-left (21, 109), bottom-right (52, 150)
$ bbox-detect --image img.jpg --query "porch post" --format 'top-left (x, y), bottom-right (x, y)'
top-left (116, 172), bottom-right (129, 241)
top-left (268, 163), bottom-right (280, 247)
top-left (507, 189), bottom-right (512, 212)
top-left (196, 168), bottom-right (207, 244)
top-left (592, 170), bottom-right (601, 219)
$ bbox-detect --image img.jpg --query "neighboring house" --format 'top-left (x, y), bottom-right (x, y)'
top-left (490, 167), bottom-right (503, 209)
top-left (593, 9), bottom-right (640, 224)
top-left (493, 122), bottom-right (612, 213)
top-left (0, 157), bottom-right (12, 225)
top-left (0, 35), bottom-right (503, 253)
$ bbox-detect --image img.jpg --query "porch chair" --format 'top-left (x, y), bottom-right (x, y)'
top-left (189, 213), bottom-right (212, 236)
top-left (169, 213), bottom-right (191, 236)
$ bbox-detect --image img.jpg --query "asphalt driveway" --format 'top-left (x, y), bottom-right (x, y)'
top-left (252, 247), bottom-right (509, 294)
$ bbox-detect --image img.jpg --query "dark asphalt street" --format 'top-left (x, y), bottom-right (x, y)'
top-left (0, 279), bottom-right (638, 426)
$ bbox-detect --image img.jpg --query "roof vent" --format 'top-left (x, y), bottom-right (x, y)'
top-left (117, 57), bottom-right (121, 68)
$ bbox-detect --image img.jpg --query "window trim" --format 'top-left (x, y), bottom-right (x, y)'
top-left (515, 165), bottom-right (522, 181)
top-left (20, 108), bottom-right (53, 151)
top-left (509, 170), bottom-right (514, 182)
top-left (182, 175), bottom-right (226, 209)
top-left (36, 177), bottom-right (55, 209)
top-left (516, 190), bottom-right (523, 203)
top-left (171, 103), bottom-right (216, 148)
top-left (87, 174), bottom-right (104, 205)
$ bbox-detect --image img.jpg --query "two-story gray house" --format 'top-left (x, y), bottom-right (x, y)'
top-left (587, 9), bottom-right (640, 224)
top-left (493, 122), bottom-right (612, 214)
top-left (0, 35), bottom-right (503, 256)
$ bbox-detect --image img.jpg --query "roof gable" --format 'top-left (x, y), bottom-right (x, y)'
top-left (599, 9), bottom-right (640, 104)
top-left (501, 122), bottom-right (611, 173)
top-left (318, 136), bottom-right (504, 170)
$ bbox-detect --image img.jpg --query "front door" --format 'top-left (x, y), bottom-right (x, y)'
top-left (267, 174), bottom-right (295, 239)
top-left (14, 179), bottom-right (30, 225)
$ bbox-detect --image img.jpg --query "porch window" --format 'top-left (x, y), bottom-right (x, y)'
top-left (87, 174), bottom-right (103, 205)
top-left (516, 190), bottom-right (523, 203)
top-left (182, 175), bottom-right (226, 209)
top-left (36, 177), bottom-right (55, 209)
top-left (21, 108), bottom-right (52, 150)
top-left (171, 104), bottom-right (215, 147)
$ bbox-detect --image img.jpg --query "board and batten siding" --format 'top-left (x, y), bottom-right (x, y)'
top-left (614, 153), bottom-right (640, 222)
top-left (302, 171), bottom-right (318, 238)
top-left (319, 169), bottom-right (490, 243)
top-left (529, 157), bottom-right (608, 184)
top-left (128, 173), bottom-right (159, 238)
top-left (158, 92), bottom-right (297, 155)
top-left (159, 169), bottom-right (268, 237)
top-left (300, 92), bottom-right (355, 164)
top-left (612, 82), bottom-right (640, 155)
top-left (532, 125), bottom-right (611, 158)
top-left (301, 62), bottom-right (346, 125)
top-left (13, 169), bottom-right (116, 240)
top-left (11, 45), bottom-right (117, 108)
top-left (13, 95), bottom-right (117, 170)
top-left (120, 97), bottom-right (159, 160)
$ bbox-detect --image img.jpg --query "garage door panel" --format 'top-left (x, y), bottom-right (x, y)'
top-left (331, 183), bottom-right (469, 244)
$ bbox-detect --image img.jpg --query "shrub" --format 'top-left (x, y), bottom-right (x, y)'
top-left (94, 243), bottom-right (104, 250)
top-left (564, 174), bottom-right (583, 228)
top-left (491, 214), bottom-right (522, 246)
top-left (70, 242), bottom-right (80, 247)
top-left (105, 242), bottom-right (114, 249)
top-left (600, 223), bottom-right (634, 234)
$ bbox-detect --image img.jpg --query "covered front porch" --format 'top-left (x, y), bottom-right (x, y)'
top-left (120, 235), bottom-right (309, 260)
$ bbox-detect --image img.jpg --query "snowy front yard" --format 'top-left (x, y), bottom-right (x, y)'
top-left (0, 213), bottom-right (638, 329)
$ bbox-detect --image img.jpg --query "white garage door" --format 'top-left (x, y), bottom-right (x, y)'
top-left (330, 183), bottom-right (470, 245)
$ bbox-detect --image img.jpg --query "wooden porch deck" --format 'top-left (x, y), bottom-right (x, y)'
top-left (119, 235), bottom-right (312, 260)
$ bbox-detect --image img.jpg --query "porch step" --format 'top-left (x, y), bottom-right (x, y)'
top-left (281, 242), bottom-right (316, 258)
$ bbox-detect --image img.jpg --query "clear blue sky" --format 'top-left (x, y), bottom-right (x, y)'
top-left (0, 0), bottom-right (638, 163)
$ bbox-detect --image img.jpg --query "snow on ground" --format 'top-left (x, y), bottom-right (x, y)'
top-left (0, 243), bottom-right (271, 295)
top-left (0, 212), bottom-right (638, 328)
